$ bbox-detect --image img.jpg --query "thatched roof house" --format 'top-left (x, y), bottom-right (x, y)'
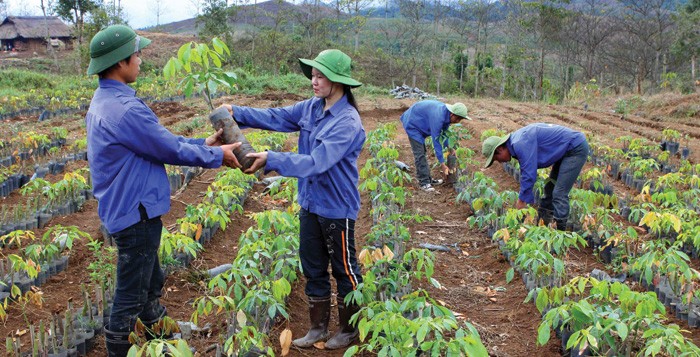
top-left (0, 16), bottom-right (73, 52)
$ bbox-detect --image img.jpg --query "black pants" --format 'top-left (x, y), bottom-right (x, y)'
top-left (299, 209), bottom-right (362, 300)
top-left (108, 206), bottom-right (166, 333)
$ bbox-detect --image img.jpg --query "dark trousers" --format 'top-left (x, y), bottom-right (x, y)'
top-left (539, 141), bottom-right (590, 221)
top-left (108, 208), bottom-right (166, 333)
top-left (409, 137), bottom-right (432, 185)
top-left (299, 209), bottom-right (362, 300)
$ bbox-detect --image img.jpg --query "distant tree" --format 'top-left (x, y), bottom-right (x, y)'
top-left (40, 0), bottom-right (59, 70)
top-left (295, 0), bottom-right (330, 55)
top-left (0, 0), bottom-right (7, 18)
top-left (467, 0), bottom-right (497, 97)
top-left (342, 0), bottom-right (372, 52)
top-left (149, 0), bottom-right (168, 27)
top-left (189, 0), bottom-right (203, 16)
top-left (54, 0), bottom-right (98, 45)
top-left (614, 0), bottom-right (675, 92)
top-left (380, 0), bottom-right (430, 87)
top-left (672, 0), bottom-right (700, 89)
top-left (562, 0), bottom-right (618, 84)
top-left (517, 0), bottom-right (569, 100)
top-left (197, 0), bottom-right (234, 41)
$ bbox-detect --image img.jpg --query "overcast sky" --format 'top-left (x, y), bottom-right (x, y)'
top-left (2, 0), bottom-right (198, 29)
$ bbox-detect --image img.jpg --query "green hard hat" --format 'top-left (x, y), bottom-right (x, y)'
top-left (87, 25), bottom-right (151, 76)
top-left (299, 49), bottom-right (362, 88)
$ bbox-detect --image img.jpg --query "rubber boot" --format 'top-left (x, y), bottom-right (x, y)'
top-left (105, 328), bottom-right (133, 357)
top-left (292, 296), bottom-right (331, 348)
top-left (537, 207), bottom-right (553, 226)
top-left (554, 217), bottom-right (568, 231)
top-left (325, 303), bottom-right (360, 350)
top-left (142, 307), bottom-right (174, 341)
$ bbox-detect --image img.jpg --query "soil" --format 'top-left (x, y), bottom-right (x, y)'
top-left (2, 92), bottom-right (700, 357)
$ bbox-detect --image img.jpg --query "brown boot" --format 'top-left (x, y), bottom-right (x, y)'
top-left (292, 296), bottom-right (331, 348)
top-left (325, 303), bottom-right (360, 350)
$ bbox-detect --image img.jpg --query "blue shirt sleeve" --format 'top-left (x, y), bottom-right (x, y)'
top-left (110, 105), bottom-right (223, 168)
top-left (232, 101), bottom-right (307, 132)
top-left (513, 132), bottom-right (538, 204)
top-left (265, 117), bottom-right (360, 178)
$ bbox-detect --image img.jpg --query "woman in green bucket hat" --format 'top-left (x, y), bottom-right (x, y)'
top-left (218, 49), bottom-right (364, 350)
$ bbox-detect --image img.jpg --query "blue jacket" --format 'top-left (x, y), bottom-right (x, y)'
top-left (506, 123), bottom-right (586, 204)
top-left (232, 95), bottom-right (365, 220)
top-left (86, 79), bottom-right (224, 233)
top-left (400, 100), bottom-right (451, 163)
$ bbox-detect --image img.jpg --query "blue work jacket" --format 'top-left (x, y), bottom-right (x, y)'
top-left (400, 100), bottom-right (451, 163)
top-left (506, 123), bottom-right (586, 204)
top-left (232, 95), bottom-right (365, 220)
top-left (86, 79), bottom-right (224, 233)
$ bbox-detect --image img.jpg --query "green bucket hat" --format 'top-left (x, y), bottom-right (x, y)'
top-left (446, 102), bottom-right (472, 120)
top-left (482, 134), bottom-right (511, 168)
top-left (299, 49), bottom-right (362, 88)
top-left (87, 25), bottom-right (151, 76)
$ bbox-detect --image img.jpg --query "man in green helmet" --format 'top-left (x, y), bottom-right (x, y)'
top-left (85, 24), bottom-right (241, 356)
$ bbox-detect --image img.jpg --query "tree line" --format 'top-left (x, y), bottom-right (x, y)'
top-left (32, 0), bottom-right (700, 101)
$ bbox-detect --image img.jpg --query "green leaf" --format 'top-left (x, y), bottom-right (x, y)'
top-left (506, 268), bottom-right (514, 283)
top-left (616, 322), bottom-right (628, 341)
top-left (535, 289), bottom-right (549, 312)
top-left (537, 320), bottom-right (551, 345)
top-left (416, 323), bottom-right (429, 343)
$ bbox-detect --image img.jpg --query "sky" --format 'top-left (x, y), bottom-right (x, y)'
top-left (2, 0), bottom-right (198, 29)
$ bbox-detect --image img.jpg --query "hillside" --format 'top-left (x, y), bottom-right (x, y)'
top-left (148, 0), bottom-right (340, 34)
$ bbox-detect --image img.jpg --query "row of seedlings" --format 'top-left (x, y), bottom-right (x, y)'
top-left (2, 227), bottom-right (106, 356)
top-left (192, 184), bottom-right (300, 356)
top-left (347, 123), bottom-right (488, 356)
top-left (468, 129), bottom-right (700, 354)
top-left (583, 134), bottom-right (700, 328)
top-left (0, 128), bottom-right (80, 198)
top-left (0, 168), bottom-right (92, 238)
top-left (0, 75), bottom-right (183, 121)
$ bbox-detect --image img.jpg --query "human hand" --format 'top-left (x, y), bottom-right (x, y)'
top-left (441, 163), bottom-right (449, 176)
top-left (515, 199), bottom-right (528, 210)
top-left (244, 151), bottom-right (268, 174)
top-left (221, 143), bottom-right (242, 169)
top-left (218, 104), bottom-right (233, 116)
top-left (205, 128), bottom-right (224, 146)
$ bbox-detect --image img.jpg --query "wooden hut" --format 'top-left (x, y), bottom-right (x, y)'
top-left (0, 16), bottom-right (73, 53)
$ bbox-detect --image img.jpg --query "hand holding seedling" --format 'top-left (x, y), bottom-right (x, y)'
top-left (244, 151), bottom-right (267, 174)
top-left (515, 199), bottom-right (528, 209)
top-left (221, 142), bottom-right (243, 169)
top-left (205, 128), bottom-right (225, 146)
top-left (441, 163), bottom-right (449, 176)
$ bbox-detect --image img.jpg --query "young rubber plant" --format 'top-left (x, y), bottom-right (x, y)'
top-left (163, 37), bottom-right (237, 110)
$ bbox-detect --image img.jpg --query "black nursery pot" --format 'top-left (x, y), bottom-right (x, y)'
top-left (209, 107), bottom-right (257, 171)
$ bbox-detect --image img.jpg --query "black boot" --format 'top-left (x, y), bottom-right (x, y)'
top-left (325, 303), bottom-right (360, 350)
top-left (292, 296), bottom-right (331, 348)
top-left (554, 217), bottom-right (568, 231)
top-left (105, 328), bottom-right (133, 357)
top-left (142, 307), bottom-right (175, 341)
top-left (537, 207), bottom-right (553, 226)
